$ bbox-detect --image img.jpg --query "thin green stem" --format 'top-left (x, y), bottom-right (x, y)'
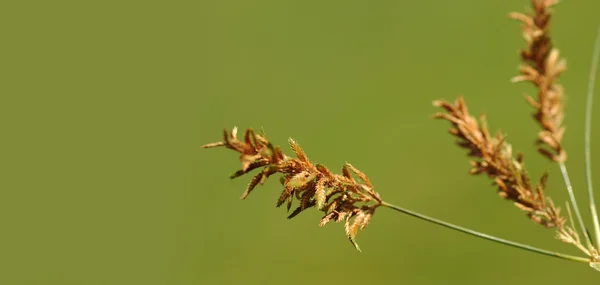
top-left (558, 161), bottom-right (593, 247)
top-left (380, 201), bottom-right (589, 264)
top-left (585, 26), bottom-right (600, 250)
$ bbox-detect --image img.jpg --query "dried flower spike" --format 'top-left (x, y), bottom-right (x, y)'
top-left (433, 97), bottom-right (565, 227)
top-left (509, 0), bottom-right (566, 162)
top-left (203, 128), bottom-right (382, 250)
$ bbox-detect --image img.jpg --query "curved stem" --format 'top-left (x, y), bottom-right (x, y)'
top-left (558, 161), bottom-right (592, 247)
top-left (585, 26), bottom-right (600, 249)
top-left (381, 201), bottom-right (589, 264)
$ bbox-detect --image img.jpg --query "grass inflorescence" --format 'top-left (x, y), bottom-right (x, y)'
top-left (204, 0), bottom-right (600, 270)
top-left (203, 128), bottom-right (382, 251)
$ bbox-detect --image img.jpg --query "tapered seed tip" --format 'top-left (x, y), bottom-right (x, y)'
top-left (507, 12), bottom-right (524, 20)
top-left (511, 75), bottom-right (527, 83)
top-left (351, 241), bottom-right (362, 252)
top-left (202, 142), bottom-right (225, 148)
top-left (432, 112), bottom-right (445, 119)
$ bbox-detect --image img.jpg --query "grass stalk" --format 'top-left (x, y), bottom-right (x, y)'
top-left (558, 162), bottom-right (593, 247)
top-left (381, 201), bottom-right (589, 263)
top-left (585, 26), bottom-right (600, 250)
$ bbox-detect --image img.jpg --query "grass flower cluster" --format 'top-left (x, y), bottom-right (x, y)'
top-left (205, 0), bottom-right (600, 270)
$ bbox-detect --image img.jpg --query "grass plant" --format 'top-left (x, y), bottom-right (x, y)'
top-left (204, 0), bottom-right (600, 270)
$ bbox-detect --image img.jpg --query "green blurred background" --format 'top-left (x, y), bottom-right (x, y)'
top-left (3, 0), bottom-right (600, 284)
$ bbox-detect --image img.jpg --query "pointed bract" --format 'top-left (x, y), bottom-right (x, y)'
top-left (315, 179), bottom-right (326, 210)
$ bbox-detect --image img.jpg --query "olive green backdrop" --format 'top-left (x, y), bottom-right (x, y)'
top-left (3, 0), bottom-right (600, 284)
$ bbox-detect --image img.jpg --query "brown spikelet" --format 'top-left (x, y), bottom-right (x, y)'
top-left (276, 184), bottom-right (294, 208)
top-left (288, 200), bottom-right (316, 219)
top-left (320, 212), bottom-right (335, 227)
top-left (241, 173), bottom-right (263, 200)
top-left (346, 163), bottom-right (372, 188)
top-left (315, 179), bottom-right (327, 210)
top-left (288, 138), bottom-right (311, 165)
top-left (345, 210), bottom-right (366, 252)
top-left (335, 209), bottom-right (348, 223)
top-left (230, 159), bottom-right (269, 179)
top-left (202, 141), bottom-right (226, 148)
top-left (537, 172), bottom-right (549, 208)
top-left (325, 199), bottom-right (338, 215)
top-left (316, 164), bottom-right (334, 178)
top-left (285, 171), bottom-right (316, 192)
top-left (361, 207), bottom-right (376, 230)
top-left (286, 194), bottom-right (294, 212)
top-left (300, 188), bottom-right (316, 210)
